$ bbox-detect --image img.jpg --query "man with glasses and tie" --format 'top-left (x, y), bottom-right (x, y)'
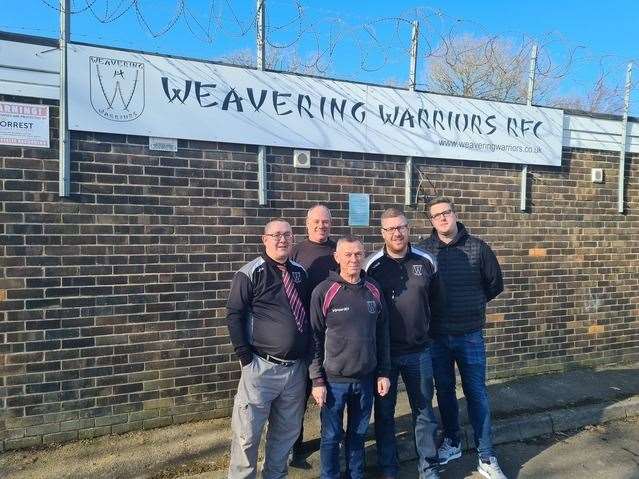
top-left (418, 197), bottom-right (506, 479)
top-left (365, 207), bottom-right (441, 479)
top-left (227, 218), bottom-right (310, 479)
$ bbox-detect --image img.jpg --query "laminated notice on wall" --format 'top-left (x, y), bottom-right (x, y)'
top-left (349, 193), bottom-right (370, 227)
top-left (0, 101), bottom-right (49, 148)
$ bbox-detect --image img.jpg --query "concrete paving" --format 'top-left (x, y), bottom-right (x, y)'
top-left (399, 416), bottom-right (639, 478)
top-left (1, 362), bottom-right (638, 479)
top-left (217, 362), bottom-right (639, 479)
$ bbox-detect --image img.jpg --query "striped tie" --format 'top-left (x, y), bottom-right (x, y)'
top-left (277, 265), bottom-right (306, 333)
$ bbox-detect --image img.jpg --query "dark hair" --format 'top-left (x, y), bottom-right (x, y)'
top-left (427, 196), bottom-right (455, 217)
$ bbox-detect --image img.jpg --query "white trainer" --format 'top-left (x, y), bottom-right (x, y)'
top-left (477, 456), bottom-right (508, 479)
top-left (437, 437), bottom-right (462, 465)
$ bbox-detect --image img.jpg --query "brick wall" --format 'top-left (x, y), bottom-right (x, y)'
top-left (1, 95), bottom-right (638, 450)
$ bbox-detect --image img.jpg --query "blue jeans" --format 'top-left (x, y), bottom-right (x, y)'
top-left (374, 347), bottom-right (438, 478)
top-left (431, 330), bottom-right (493, 458)
top-left (320, 378), bottom-right (374, 479)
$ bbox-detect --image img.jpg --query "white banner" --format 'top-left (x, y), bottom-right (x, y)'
top-left (0, 101), bottom-right (49, 148)
top-left (68, 43), bottom-right (564, 166)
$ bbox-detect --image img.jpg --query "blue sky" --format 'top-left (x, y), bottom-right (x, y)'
top-left (2, 1), bottom-right (638, 112)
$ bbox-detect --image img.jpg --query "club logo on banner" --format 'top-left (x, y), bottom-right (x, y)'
top-left (89, 56), bottom-right (145, 122)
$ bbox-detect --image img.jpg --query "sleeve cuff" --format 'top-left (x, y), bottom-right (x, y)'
top-left (312, 377), bottom-right (326, 386)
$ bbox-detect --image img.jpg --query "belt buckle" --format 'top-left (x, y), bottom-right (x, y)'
top-left (266, 354), bottom-right (294, 366)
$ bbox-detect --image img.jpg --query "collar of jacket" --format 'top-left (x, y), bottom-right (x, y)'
top-left (304, 237), bottom-right (336, 247)
top-left (382, 243), bottom-right (414, 262)
top-left (328, 269), bottom-right (366, 287)
top-left (429, 222), bottom-right (468, 247)
top-left (261, 252), bottom-right (293, 271)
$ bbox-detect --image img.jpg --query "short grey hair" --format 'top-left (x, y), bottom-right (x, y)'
top-left (264, 218), bottom-right (291, 233)
top-left (306, 204), bottom-right (332, 220)
top-left (336, 234), bottom-right (363, 250)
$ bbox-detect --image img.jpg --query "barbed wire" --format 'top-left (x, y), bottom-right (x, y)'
top-left (20, 0), bottom-right (639, 114)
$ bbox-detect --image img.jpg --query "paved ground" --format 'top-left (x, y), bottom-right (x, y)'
top-left (1, 362), bottom-right (638, 479)
top-left (400, 416), bottom-right (639, 479)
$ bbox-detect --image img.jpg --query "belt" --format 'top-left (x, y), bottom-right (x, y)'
top-left (254, 351), bottom-right (297, 367)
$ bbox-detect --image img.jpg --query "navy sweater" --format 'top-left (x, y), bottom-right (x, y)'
top-left (291, 238), bottom-right (337, 292)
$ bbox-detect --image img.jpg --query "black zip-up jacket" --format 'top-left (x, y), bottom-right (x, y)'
top-left (418, 223), bottom-right (503, 335)
top-left (226, 253), bottom-right (311, 366)
top-left (309, 271), bottom-right (391, 385)
top-left (291, 238), bottom-right (337, 291)
top-left (365, 244), bottom-right (440, 356)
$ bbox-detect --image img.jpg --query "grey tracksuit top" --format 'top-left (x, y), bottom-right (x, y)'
top-left (309, 271), bottom-right (391, 385)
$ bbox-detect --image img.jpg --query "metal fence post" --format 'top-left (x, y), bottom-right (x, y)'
top-left (405, 21), bottom-right (419, 206)
top-left (59, 0), bottom-right (71, 197)
top-left (520, 44), bottom-right (538, 211)
top-left (256, 0), bottom-right (267, 206)
top-left (618, 62), bottom-right (632, 213)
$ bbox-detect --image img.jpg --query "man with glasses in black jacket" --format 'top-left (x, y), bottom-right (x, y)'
top-left (419, 197), bottom-right (506, 479)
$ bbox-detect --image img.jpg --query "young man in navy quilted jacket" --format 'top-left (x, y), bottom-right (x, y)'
top-left (419, 197), bottom-right (506, 479)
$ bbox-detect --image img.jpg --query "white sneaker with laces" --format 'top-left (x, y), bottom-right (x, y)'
top-left (477, 456), bottom-right (507, 479)
top-left (437, 437), bottom-right (462, 464)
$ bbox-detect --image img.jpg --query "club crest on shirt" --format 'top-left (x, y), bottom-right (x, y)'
top-left (412, 264), bottom-right (423, 276)
top-left (292, 271), bottom-right (302, 283)
top-left (367, 300), bottom-right (377, 314)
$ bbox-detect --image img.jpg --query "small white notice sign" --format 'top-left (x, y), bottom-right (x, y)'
top-left (149, 136), bottom-right (178, 152)
top-left (0, 101), bottom-right (49, 148)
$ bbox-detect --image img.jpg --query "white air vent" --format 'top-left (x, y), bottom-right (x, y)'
top-left (293, 149), bottom-right (311, 169)
top-left (591, 168), bottom-right (604, 183)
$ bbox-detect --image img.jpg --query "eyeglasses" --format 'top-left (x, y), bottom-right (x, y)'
top-left (381, 224), bottom-right (409, 234)
top-left (429, 209), bottom-right (454, 221)
top-left (264, 232), bottom-right (293, 241)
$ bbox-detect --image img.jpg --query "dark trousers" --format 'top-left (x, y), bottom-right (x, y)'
top-left (292, 376), bottom-right (312, 454)
top-left (374, 347), bottom-right (439, 477)
top-left (320, 378), bottom-right (374, 479)
top-left (431, 330), bottom-right (493, 458)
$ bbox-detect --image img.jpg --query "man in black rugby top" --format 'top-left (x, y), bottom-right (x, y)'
top-left (365, 208), bottom-right (441, 479)
top-left (289, 204), bottom-right (337, 466)
top-left (227, 218), bottom-right (310, 479)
